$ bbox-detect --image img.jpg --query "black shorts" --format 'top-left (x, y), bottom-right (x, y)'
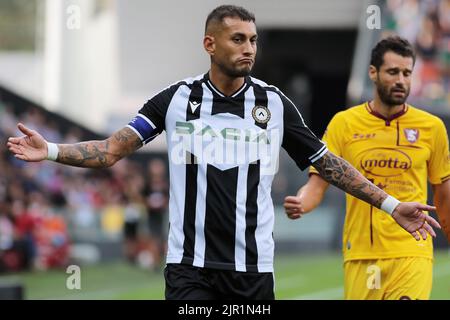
top-left (123, 221), bottom-right (138, 240)
top-left (164, 263), bottom-right (274, 300)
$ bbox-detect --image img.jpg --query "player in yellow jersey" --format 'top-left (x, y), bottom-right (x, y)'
top-left (284, 36), bottom-right (450, 300)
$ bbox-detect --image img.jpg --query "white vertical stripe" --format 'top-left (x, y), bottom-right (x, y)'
top-left (255, 173), bottom-right (275, 272)
top-left (253, 89), bottom-right (281, 273)
top-left (267, 90), bottom-right (285, 142)
top-left (235, 165), bottom-right (249, 272)
top-left (235, 85), bottom-right (257, 271)
top-left (201, 83), bottom-right (214, 114)
top-left (193, 161), bottom-right (207, 268)
top-left (244, 85), bottom-right (255, 113)
top-left (191, 85), bottom-right (213, 268)
top-left (165, 161), bottom-right (186, 264)
top-left (266, 91), bottom-right (284, 176)
top-left (244, 85), bottom-right (256, 165)
top-left (165, 85), bottom-right (191, 264)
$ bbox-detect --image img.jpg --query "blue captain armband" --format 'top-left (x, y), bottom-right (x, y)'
top-left (126, 114), bottom-right (159, 144)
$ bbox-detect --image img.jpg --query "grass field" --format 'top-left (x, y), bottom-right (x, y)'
top-left (1, 250), bottom-right (449, 300)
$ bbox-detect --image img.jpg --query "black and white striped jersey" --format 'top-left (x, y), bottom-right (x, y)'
top-left (127, 73), bottom-right (327, 273)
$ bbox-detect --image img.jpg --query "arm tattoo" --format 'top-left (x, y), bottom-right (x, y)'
top-left (312, 151), bottom-right (387, 208)
top-left (56, 127), bottom-right (142, 168)
top-left (112, 127), bottom-right (142, 152)
top-left (57, 141), bottom-right (109, 167)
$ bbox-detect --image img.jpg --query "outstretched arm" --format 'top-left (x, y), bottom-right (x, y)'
top-left (312, 151), bottom-right (386, 208)
top-left (312, 151), bottom-right (440, 241)
top-left (7, 123), bottom-right (142, 168)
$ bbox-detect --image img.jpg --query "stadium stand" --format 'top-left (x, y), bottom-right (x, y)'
top-left (352, 0), bottom-right (450, 114)
top-left (0, 86), bottom-right (168, 273)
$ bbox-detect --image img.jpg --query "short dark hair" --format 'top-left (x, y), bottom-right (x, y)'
top-left (370, 36), bottom-right (416, 70)
top-left (205, 5), bottom-right (255, 33)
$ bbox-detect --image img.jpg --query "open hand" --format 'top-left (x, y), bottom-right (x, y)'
top-left (392, 202), bottom-right (440, 241)
top-left (6, 123), bottom-right (48, 162)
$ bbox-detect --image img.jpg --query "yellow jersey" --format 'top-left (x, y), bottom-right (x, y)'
top-left (310, 103), bottom-right (450, 261)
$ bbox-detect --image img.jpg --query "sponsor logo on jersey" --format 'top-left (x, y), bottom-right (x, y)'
top-left (175, 121), bottom-right (271, 143)
top-left (171, 120), bottom-right (280, 175)
top-left (361, 148), bottom-right (412, 177)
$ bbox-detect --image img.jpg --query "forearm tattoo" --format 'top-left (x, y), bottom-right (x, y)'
top-left (57, 127), bottom-right (142, 168)
top-left (112, 127), bottom-right (143, 154)
top-left (57, 141), bottom-right (108, 167)
top-left (312, 152), bottom-right (387, 208)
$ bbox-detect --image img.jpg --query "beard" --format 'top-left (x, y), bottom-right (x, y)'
top-left (215, 59), bottom-right (253, 78)
top-left (376, 80), bottom-right (410, 107)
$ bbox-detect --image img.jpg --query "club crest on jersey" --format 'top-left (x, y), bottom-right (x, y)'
top-left (404, 128), bottom-right (419, 143)
top-left (252, 106), bottom-right (271, 124)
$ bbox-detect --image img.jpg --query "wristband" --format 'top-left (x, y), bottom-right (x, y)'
top-left (381, 195), bottom-right (401, 215)
top-left (46, 142), bottom-right (59, 161)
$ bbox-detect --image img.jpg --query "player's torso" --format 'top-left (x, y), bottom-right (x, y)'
top-left (163, 80), bottom-right (285, 271)
top-left (339, 104), bottom-right (434, 260)
top-left (342, 105), bottom-right (432, 201)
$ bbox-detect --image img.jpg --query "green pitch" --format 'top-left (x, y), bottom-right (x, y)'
top-left (1, 250), bottom-right (449, 299)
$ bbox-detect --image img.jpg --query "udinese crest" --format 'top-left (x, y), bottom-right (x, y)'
top-left (252, 106), bottom-right (271, 124)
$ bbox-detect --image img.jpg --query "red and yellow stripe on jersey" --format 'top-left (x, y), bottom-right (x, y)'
top-left (310, 103), bottom-right (450, 261)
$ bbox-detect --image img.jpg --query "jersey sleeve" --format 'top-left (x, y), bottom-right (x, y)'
top-left (428, 118), bottom-right (450, 184)
top-left (281, 94), bottom-right (327, 170)
top-left (309, 111), bottom-right (347, 175)
top-left (126, 83), bottom-right (180, 145)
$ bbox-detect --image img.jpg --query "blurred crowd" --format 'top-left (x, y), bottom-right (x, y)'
top-left (0, 98), bottom-right (168, 273)
top-left (384, 0), bottom-right (450, 107)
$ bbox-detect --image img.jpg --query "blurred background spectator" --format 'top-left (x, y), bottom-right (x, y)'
top-left (381, 0), bottom-right (450, 109)
top-left (143, 159), bottom-right (169, 270)
top-left (0, 96), bottom-right (169, 273)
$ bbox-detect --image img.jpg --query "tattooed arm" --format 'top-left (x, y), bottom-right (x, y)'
top-left (284, 152), bottom-right (382, 219)
top-left (311, 151), bottom-right (387, 208)
top-left (57, 127), bottom-right (142, 168)
top-left (7, 123), bottom-right (142, 168)
top-left (303, 151), bottom-right (440, 241)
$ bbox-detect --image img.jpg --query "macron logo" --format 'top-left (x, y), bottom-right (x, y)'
top-left (189, 101), bottom-right (201, 114)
